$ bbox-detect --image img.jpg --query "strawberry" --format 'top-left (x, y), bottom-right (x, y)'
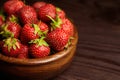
top-left (48, 15), bottom-right (74, 37)
top-left (37, 21), bottom-right (49, 34)
top-left (33, 1), bottom-right (46, 12)
top-left (17, 44), bottom-right (28, 59)
top-left (0, 22), bottom-right (21, 38)
top-left (56, 7), bottom-right (66, 19)
top-left (46, 29), bottom-right (69, 51)
top-left (60, 18), bottom-right (74, 37)
top-left (29, 37), bottom-right (50, 58)
top-left (3, 0), bottom-right (24, 15)
top-left (20, 22), bottom-right (48, 44)
top-left (2, 38), bottom-right (22, 57)
top-left (20, 24), bottom-right (39, 44)
top-left (38, 4), bottom-right (56, 22)
top-left (19, 5), bottom-right (38, 24)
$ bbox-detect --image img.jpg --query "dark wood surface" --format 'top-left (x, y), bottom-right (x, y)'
top-left (52, 0), bottom-right (120, 80)
top-left (1, 0), bottom-right (120, 80)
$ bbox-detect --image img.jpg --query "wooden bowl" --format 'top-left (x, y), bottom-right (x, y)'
top-left (0, 26), bottom-right (78, 80)
top-left (0, 0), bottom-right (78, 80)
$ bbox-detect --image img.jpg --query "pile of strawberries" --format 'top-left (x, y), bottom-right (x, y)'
top-left (0, 0), bottom-right (74, 59)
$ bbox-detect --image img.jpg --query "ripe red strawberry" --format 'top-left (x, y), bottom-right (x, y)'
top-left (37, 21), bottom-right (49, 34)
top-left (17, 44), bottom-right (28, 59)
top-left (56, 7), bottom-right (66, 19)
top-left (3, 0), bottom-right (24, 15)
top-left (2, 38), bottom-right (22, 57)
top-left (20, 22), bottom-right (48, 44)
top-left (19, 5), bottom-right (38, 24)
top-left (60, 18), bottom-right (74, 37)
top-left (29, 37), bottom-right (50, 58)
top-left (48, 15), bottom-right (74, 37)
top-left (33, 1), bottom-right (46, 12)
top-left (0, 22), bottom-right (21, 38)
top-left (38, 4), bottom-right (56, 22)
top-left (46, 29), bottom-right (69, 51)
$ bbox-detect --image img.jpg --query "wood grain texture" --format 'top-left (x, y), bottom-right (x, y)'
top-left (52, 0), bottom-right (120, 80)
top-left (1, 0), bottom-right (120, 80)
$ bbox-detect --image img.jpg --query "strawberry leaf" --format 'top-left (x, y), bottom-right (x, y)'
top-left (32, 24), bottom-right (48, 37)
top-left (0, 24), bottom-right (14, 38)
top-left (47, 14), bottom-right (62, 30)
top-left (43, 30), bottom-right (48, 36)
top-left (38, 36), bottom-right (49, 46)
top-left (33, 24), bottom-right (40, 35)
top-left (56, 7), bottom-right (61, 12)
top-left (16, 42), bottom-right (20, 49)
top-left (13, 45), bottom-right (16, 50)
top-left (65, 37), bottom-right (74, 49)
top-left (29, 39), bottom-right (39, 44)
top-left (9, 15), bottom-right (19, 23)
top-left (41, 40), bottom-right (49, 46)
top-left (29, 36), bottom-right (49, 47)
top-left (3, 38), bottom-right (20, 52)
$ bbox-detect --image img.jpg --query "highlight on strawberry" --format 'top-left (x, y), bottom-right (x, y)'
top-left (0, 0), bottom-right (75, 59)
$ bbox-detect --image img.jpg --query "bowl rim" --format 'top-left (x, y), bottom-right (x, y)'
top-left (0, 27), bottom-right (78, 65)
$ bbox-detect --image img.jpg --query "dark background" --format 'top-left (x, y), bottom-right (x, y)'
top-left (1, 0), bottom-right (120, 80)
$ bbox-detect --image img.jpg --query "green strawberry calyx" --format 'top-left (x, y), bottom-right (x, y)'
top-left (0, 24), bottom-right (14, 38)
top-left (65, 37), bottom-right (74, 49)
top-left (3, 38), bottom-right (20, 52)
top-left (32, 24), bottom-right (48, 37)
top-left (56, 7), bottom-right (62, 12)
top-left (9, 15), bottom-right (19, 23)
top-left (47, 14), bottom-right (62, 30)
top-left (29, 36), bottom-right (49, 47)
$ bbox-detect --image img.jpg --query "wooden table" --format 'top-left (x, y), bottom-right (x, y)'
top-left (52, 0), bottom-right (120, 80)
top-left (1, 0), bottom-right (120, 80)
